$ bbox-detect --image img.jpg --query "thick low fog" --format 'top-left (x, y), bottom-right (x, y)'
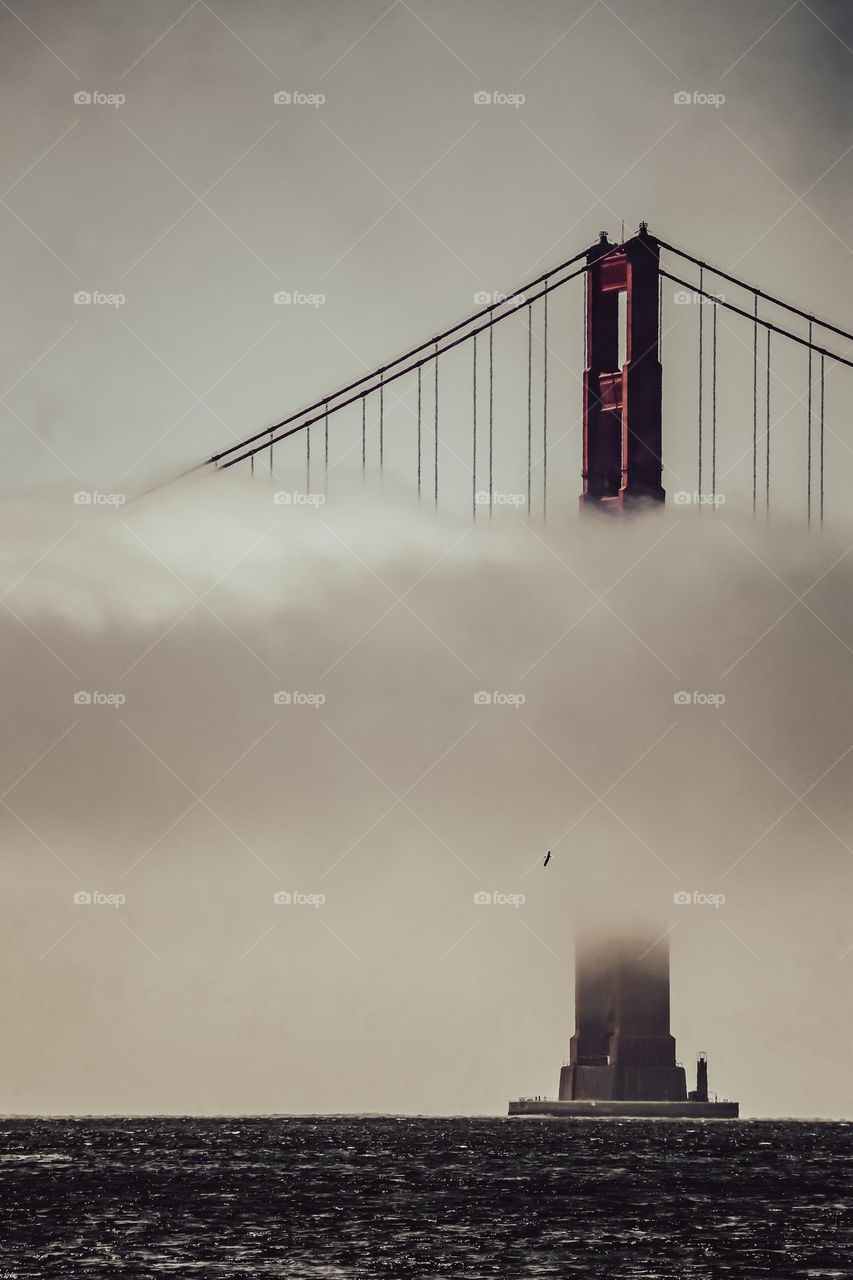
top-left (3, 482), bottom-right (853, 1117)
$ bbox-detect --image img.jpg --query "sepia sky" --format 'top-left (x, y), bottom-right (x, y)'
top-left (2, 0), bottom-right (853, 1117)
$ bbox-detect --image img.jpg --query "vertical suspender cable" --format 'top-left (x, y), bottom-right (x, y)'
top-left (752, 296), bottom-right (758, 515)
top-left (362, 397), bottom-right (366, 482)
top-left (379, 379), bottom-right (384, 478)
top-left (434, 342), bottom-right (439, 508)
top-left (417, 365), bottom-right (422, 503)
top-left (711, 302), bottom-right (717, 501)
top-left (807, 322), bottom-right (813, 527)
top-left (820, 353), bottom-right (825, 527)
top-left (472, 333), bottom-right (478, 522)
top-left (658, 274), bottom-right (663, 360)
top-left (543, 289), bottom-right (549, 523)
top-left (766, 329), bottom-right (771, 517)
top-left (250, 454), bottom-right (254, 478)
top-left (698, 266), bottom-right (704, 498)
top-left (527, 305), bottom-right (533, 518)
top-left (658, 274), bottom-right (663, 498)
top-left (488, 323), bottom-right (494, 520)
top-left (269, 429), bottom-right (273, 478)
top-left (324, 402), bottom-right (329, 496)
top-left (584, 272), bottom-right (588, 367)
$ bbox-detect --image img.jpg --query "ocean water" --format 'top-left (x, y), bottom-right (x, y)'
top-left (0, 1117), bottom-right (850, 1278)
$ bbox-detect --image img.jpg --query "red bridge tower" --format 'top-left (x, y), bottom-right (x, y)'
top-left (581, 223), bottom-right (665, 508)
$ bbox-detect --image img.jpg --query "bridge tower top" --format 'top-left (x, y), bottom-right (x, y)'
top-left (581, 223), bottom-right (664, 510)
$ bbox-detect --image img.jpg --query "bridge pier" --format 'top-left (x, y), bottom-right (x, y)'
top-left (560, 928), bottom-right (686, 1103)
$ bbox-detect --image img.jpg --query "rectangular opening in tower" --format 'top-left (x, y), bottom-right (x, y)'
top-left (617, 289), bottom-right (628, 370)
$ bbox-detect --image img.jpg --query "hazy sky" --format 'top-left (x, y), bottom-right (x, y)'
top-left (2, 0), bottom-right (853, 1116)
top-left (2, 0), bottom-right (851, 493)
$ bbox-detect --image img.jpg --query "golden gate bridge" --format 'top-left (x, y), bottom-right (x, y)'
top-left (179, 223), bottom-right (853, 525)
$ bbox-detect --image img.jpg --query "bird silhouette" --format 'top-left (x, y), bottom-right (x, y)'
top-left (543, 851), bottom-right (551, 867)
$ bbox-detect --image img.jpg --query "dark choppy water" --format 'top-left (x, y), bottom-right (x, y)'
top-left (0, 1117), bottom-right (850, 1278)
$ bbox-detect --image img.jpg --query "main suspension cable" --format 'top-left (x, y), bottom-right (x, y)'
top-left (658, 238), bottom-right (853, 346)
top-left (660, 271), bottom-right (853, 370)
top-left (209, 247), bottom-right (606, 469)
top-left (215, 260), bottom-right (605, 471)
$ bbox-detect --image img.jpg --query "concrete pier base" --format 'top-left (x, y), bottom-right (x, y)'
top-left (508, 1098), bottom-right (739, 1118)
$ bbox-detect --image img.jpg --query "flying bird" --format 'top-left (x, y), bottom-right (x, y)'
top-left (543, 851), bottom-right (551, 867)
